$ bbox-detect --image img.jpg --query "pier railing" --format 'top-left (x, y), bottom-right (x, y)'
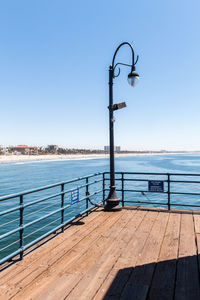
top-left (0, 173), bottom-right (103, 265)
top-left (1, 171), bottom-right (200, 265)
top-left (104, 172), bottom-right (200, 210)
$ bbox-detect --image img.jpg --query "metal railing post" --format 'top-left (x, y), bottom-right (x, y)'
top-left (121, 173), bottom-right (124, 207)
top-left (19, 195), bottom-right (24, 260)
top-left (167, 174), bottom-right (171, 210)
top-left (86, 177), bottom-right (89, 215)
top-left (103, 173), bottom-right (105, 205)
top-left (61, 184), bottom-right (64, 232)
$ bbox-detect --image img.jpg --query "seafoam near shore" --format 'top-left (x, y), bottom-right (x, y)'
top-left (0, 152), bottom-right (192, 163)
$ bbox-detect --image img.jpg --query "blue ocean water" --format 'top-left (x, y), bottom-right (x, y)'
top-left (1, 154), bottom-right (200, 261)
top-left (1, 154), bottom-right (200, 197)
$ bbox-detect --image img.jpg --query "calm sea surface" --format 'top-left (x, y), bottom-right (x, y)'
top-left (1, 154), bottom-right (200, 260)
top-left (1, 154), bottom-right (200, 197)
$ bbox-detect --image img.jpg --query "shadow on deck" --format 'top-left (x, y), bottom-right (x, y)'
top-left (103, 255), bottom-right (200, 300)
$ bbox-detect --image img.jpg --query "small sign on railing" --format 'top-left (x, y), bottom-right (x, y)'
top-left (71, 188), bottom-right (79, 205)
top-left (148, 180), bottom-right (164, 193)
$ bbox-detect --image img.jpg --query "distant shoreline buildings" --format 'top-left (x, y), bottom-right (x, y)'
top-left (13, 145), bottom-right (38, 155)
top-left (0, 144), bottom-right (193, 156)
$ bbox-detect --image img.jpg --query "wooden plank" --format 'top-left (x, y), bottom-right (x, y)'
top-left (174, 213), bottom-right (200, 300)
top-left (195, 232), bottom-right (200, 277)
top-left (9, 209), bottom-right (130, 299)
top-left (0, 209), bottom-right (118, 299)
top-left (65, 210), bottom-right (148, 300)
top-left (120, 212), bottom-right (169, 299)
top-left (194, 215), bottom-right (200, 234)
top-left (147, 212), bottom-right (181, 300)
top-left (120, 282), bottom-right (149, 300)
top-left (94, 210), bottom-right (159, 300)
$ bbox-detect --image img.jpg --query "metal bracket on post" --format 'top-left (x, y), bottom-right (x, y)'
top-left (121, 173), bottom-right (124, 207)
top-left (113, 102), bottom-right (126, 111)
top-left (103, 173), bottom-right (105, 205)
top-left (167, 174), bottom-right (171, 210)
top-left (61, 184), bottom-right (64, 232)
top-left (19, 195), bottom-right (24, 260)
top-left (108, 102), bottom-right (127, 111)
top-left (86, 177), bottom-right (89, 215)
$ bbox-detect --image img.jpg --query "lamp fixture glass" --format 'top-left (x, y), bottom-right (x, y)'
top-left (127, 70), bottom-right (139, 87)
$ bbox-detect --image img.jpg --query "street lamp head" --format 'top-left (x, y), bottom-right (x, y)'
top-left (127, 69), bottom-right (139, 87)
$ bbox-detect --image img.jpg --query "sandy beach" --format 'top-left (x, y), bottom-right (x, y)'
top-left (0, 152), bottom-right (193, 163)
top-left (0, 154), bottom-right (110, 163)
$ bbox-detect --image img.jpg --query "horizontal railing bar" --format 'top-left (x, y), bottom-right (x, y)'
top-left (118, 179), bottom-right (200, 184)
top-left (85, 178), bottom-right (103, 187)
top-left (0, 217), bottom-right (20, 229)
top-left (116, 189), bottom-right (168, 194)
top-left (104, 172), bottom-right (168, 175)
top-left (170, 191), bottom-right (200, 196)
top-left (0, 238), bottom-right (20, 252)
top-left (170, 180), bottom-right (200, 184)
top-left (0, 227), bottom-right (22, 241)
top-left (0, 248), bottom-right (22, 265)
top-left (0, 205), bottom-right (21, 217)
top-left (105, 179), bottom-right (200, 185)
top-left (24, 192), bottom-right (63, 209)
top-left (121, 189), bottom-right (200, 196)
top-left (115, 178), bottom-right (168, 182)
top-left (124, 200), bottom-right (167, 206)
top-left (0, 172), bottom-right (103, 202)
top-left (105, 189), bottom-right (200, 197)
top-left (24, 216), bottom-right (62, 240)
top-left (103, 171), bottom-right (200, 176)
top-left (123, 201), bottom-right (200, 208)
top-left (104, 177), bottom-right (200, 184)
top-left (23, 201), bottom-right (60, 218)
top-left (170, 203), bottom-right (200, 207)
top-left (168, 173), bottom-right (200, 177)
top-left (129, 172), bottom-right (200, 176)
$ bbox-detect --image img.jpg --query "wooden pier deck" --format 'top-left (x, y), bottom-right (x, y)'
top-left (1, 206), bottom-right (200, 300)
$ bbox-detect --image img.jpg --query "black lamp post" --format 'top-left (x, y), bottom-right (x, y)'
top-left (104, 42), bottom-right (139, 211)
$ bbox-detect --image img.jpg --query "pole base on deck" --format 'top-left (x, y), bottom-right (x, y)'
top-left (104, 189), bottom-right (122, 211)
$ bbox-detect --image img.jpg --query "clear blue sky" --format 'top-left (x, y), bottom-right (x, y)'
top-left (0, 0), bottom-right (200, 151)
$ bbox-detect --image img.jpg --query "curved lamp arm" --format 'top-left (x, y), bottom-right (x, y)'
top-left (112, 42), bottom-right (138, 70)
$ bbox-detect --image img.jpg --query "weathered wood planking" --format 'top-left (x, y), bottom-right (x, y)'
top-left (94, 210), bottom-right (159, 300)
top-left (9, 209), bottom-right (130, 299)
top-left (147, 213), bottom-right (180, 300)
top-left (174, 214), bottom-right (200, 300)
top-left (120, 212), bottom-right (169, 299)
top-left (0, 207), bottom-right (200, 300)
